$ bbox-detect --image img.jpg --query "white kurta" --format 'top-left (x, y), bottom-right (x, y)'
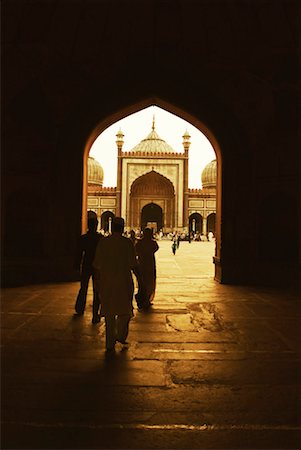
top-left (93, 234), bottom-right (136, 316)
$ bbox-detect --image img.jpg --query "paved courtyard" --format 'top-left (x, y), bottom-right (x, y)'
top-left (1, 240), bottom-right (301, 449)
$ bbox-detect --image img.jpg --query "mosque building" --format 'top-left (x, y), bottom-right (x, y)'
top-left (87, 119), bottom-right (216, 236)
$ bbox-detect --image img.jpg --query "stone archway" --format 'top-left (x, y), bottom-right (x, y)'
top-left (83, 98), bottom-right (222, 281)
top-left (207, 213), bottom-right (216, 234)
top-left (189, 213), bottom-right (203, 234)
top-left (141, 203), bottom-right (163, 232)
top-left (130, 170), bottom-right (175, 232)
top-left (101, 211), bottom-right (115, 232)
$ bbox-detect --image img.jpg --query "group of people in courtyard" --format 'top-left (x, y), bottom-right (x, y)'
top-left (74, 213), bottom-right (158, 353)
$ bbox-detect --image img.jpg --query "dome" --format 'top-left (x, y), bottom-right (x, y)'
top-left (88, 156), bottom-right (104, 186)
top-left (201, 159), bottom-right (217, 188)
top-left (130, 119), bottom-right (176, 154)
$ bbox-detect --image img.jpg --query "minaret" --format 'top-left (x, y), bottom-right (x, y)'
top-left (116, 128), bottom-right (124, 216)
top-left (182, 129), bottom-right (191, 231)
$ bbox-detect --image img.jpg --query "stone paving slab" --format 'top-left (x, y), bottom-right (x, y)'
top-left (3, 424), bottom-right (301, 449)
top-left (1, 241), bottom-right (301, 449)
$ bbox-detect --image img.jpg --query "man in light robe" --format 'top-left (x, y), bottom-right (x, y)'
top-left (93, 217), bottom-right (136, 352)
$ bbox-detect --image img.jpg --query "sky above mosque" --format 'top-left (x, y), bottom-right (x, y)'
top-left (89, 106), bottom-right (216, 188)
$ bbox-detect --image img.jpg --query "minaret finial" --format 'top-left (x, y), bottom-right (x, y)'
top-left (152, 115), bottom-right (155, 131)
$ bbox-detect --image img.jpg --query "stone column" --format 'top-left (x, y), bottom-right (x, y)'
top-left (182, 130), bottom-right (190, 232)
top-left (202, 216), bottom-right (207, 236)
top-left (116, 129), bottom-right (124, 217)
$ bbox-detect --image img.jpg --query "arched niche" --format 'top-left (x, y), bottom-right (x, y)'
top-left (207, 213), bottom-right (216, 235)
top-left (101, 211), bottom-right (115, 232)
top-left (189, 213), bottom-right (203, 234)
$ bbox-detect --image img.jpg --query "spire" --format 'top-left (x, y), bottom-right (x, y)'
top-left (182, 129), bottom-right (191, 153)
top-left (116, 128), bottom-right (124, 153)
top-left (152, 115), bottom-right (155, 131)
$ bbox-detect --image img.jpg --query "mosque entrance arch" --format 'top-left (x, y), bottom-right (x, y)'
top-left (141, 203), bottom-right (163, 232)
top-left (130, 171), bottom-right (175, 232)
top-left (83, 97), bottom-right (222, 281)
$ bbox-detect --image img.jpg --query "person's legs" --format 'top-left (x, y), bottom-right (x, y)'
top-left (92, 275), bottom-right (100, 323)
top-left (116, 315), bottom-right (131, 343)
top-left (75, 271), bottom-right (91, 314)
top-left (104, 315), bottom-right (117, 350)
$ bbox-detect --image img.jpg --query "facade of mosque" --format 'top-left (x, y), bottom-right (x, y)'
top-left (87, 121), bottom-right (216, 235)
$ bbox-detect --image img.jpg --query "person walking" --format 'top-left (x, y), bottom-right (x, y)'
top-left (135, 228), bottom-right (159, 310)
top-left (93, 217), bottom-right (136, 352)
top-left (172, 235), bottom-right (177, 255)
top-left (74, 214), bottom-right (102, 323)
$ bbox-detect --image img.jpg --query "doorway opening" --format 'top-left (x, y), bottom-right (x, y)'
top-left (83, 98), bottom-right (222, 281)
top-left (101, 211), bottom-right (115, 233)
top-left (189, 213), bottom-right (203, 235)
top-left (141, 203), bottom-right (163, 232)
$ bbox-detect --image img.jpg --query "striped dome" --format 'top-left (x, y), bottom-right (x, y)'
top-left (88, 156), bottom-right (104, 186)
top-left (130, 119), bottom-right (176, 154)
top-left (201, 159), bottom-right (216, 188)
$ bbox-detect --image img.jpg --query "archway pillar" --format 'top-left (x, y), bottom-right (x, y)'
top-left (202, 216), bottom-right (207, 235)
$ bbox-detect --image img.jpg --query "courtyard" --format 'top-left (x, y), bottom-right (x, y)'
top-left (1, 240), bottom-right (300, 449)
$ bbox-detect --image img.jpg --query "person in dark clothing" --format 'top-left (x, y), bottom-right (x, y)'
top-left (74, 216), bottom-right (102, 323)
top-left (172, 239), bottom-right (177, 255)
top-left (129, 229), bottom-right (137, 246)
top-left (135, 228), bottom-right (159, 310)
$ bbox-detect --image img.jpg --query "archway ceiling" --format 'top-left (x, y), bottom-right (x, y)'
top-left (3, 0), bottom-right (297, 126)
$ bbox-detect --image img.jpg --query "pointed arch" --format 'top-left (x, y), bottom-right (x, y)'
top-left (130, 171), bottom-right (175, 196)
top-left (130, 170), bottom-right (175, 231)
top-left (82, 97), bottom-right (222, 280)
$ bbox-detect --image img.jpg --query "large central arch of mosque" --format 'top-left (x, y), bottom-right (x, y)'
top-left (130, 171), bottom-right (175, 231)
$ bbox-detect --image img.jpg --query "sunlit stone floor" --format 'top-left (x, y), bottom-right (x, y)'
top-left (1, 241), bottom-right (301, 449)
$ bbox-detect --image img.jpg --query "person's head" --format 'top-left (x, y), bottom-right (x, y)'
top-left (143, 227), bottom-right (153, 240)
top-left (87, 218), bottom-right (98, 232)
top-left (112, 217), bottom-right (125, 234)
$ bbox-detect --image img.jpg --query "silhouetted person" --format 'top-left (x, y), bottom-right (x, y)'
top-left (172, 237), bottom-right (177, 255)
top-left (135, 228), bottom-right (159, 310)
top-left (74, 216), bottom-right (102, 323)
top-left (93, 217), bottom-right (136, 352)
top-left (129, 229), bottom-right (137, 246)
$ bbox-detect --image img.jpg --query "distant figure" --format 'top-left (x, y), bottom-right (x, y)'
top-left (208, 231), bottom-right (214, 241)
top-left (177, 233), bottom-right (180, 248)
top-left (93, 217), bottom-right (136, 352)
top-left (172, 236), bottom-right (177, 255)
top-left (74, 215), bottom-right (102, 323)
top-left (135, 228), bottom-right (159, 310)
